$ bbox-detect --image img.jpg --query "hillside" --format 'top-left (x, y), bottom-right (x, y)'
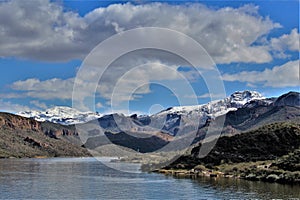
top-left (0, 113), bottom-right (90, 158)
top-left (154, 122), bottom-right (300, 184)
top-left (190, 122), bottom-right (299, 167)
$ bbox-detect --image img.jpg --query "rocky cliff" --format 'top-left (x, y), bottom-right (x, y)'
top-left (0, 112), bottom-right (90, 158)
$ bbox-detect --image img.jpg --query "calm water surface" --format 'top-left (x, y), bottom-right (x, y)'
top-left (0, 157), bottom-right (299, 199)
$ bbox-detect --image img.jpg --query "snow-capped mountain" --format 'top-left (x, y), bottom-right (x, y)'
top-left (17, 91), bottom-right (266, 131)
top-left (150, 91), bottom-right (267, 135)
top-left (17, 106), bottom-right (102, 125)
top-left (155, 90), bottom-right (264, 117)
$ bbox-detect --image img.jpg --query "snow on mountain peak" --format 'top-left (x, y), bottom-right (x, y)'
top-left (17, 106), bottom-right (102, 125)
top-left (229, 90), bottom-right (263, 106)
top-left (17, 91), bottom-right (265, 126)
top-left (154, 90), bottom-right (264, 117)
top-left (148, 90), bottom-right (266, 135)
top-left (44, 106), bottom-right (84, 117)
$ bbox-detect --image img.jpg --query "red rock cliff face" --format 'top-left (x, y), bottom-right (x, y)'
top-left (0, 113), bottom-right (78, 138)
top-left (0, 113), bottom-right (41, 131)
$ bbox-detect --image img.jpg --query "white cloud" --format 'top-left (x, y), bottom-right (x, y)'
top-left (3, 1), bottom-right (297, 110)
top-left (0, 100), bottom-right (30, 113)
top-left (30, 100), bottom-right (48, 110)
top-left (271, 29), bottom-right (300, 51)
top-left (96, 102), bottom-right (103, 108)
top-left (7, 61), bottom-right (182, 103)
top-left (270, 28), bottom-right (300, 58)
top-left (0, 0), bottom-right (88, 61)
top-left (8, 59), bottom-right (200, 110)
top-left (110, 62), bottom-right (182, 104)
top-left (0, 1), bottom-right (280, 63)
top-left (10, 78), bottom-right (74, 100)
top-left (222, 60), bottom-right (300, 88)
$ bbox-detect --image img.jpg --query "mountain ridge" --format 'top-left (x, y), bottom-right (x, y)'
top-left (16, 90), bottom-right (265, 125)
top-left (0, 90), bottom-right (299, 159)
top-left (14, 91), bottom-right (299, 139)
top-left (78, 91), bottom-right (299, 154)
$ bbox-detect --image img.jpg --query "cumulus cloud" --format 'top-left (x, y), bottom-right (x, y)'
top-left (2, 1), bottom-right (296, 111)
top-left (110, 62), bottom-right (182, 104)
top-left (0, 0), bottom-right (88, 61)
top-left (222, 60), bottom-right (300, 88)
top-left (8, 60), bottom-right (184, 103)
top-left (10, 78), bottom-right (74, 99)
top-left (0, 0), bottom-right (280, 63)
top-left (85, 3), bottom-right (279, 64)
top-left (270, 28), bottom-right (300, 58)
top-left (7, 57), bottom-right (203, 111)
top-left (7, 61), bottom-right (182, 100)
top-left (271, 29), bottom-right (300, 51)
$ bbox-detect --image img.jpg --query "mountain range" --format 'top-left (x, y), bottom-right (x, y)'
top-left (17, 90), bottom-right (269, 134)
top-left (0, 90), bottom-right (299, 158)
top-left (83, 90), bottom-right (299, 153)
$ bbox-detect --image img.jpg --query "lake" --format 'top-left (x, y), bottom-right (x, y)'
top-left (0, 157), bottom-right (299, 199)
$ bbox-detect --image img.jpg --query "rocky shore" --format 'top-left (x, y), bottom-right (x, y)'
top-left (147, 123), bottom-right (300, 184)
top-left (155, 158), bottom-right (300, 184)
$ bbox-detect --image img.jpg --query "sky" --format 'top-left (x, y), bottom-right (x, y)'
top-left (0, 0), bottom-right (299, 115)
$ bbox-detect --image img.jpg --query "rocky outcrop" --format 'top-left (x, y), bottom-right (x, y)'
top-left (0, 112), bottom-right (80, 138)
top-left (0, 113), bottom-right (90, 158)
top-left (0, 113), bottom-right (41, 131)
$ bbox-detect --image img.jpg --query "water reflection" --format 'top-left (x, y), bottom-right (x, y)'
top-left (189, 176), bottom-right (300, 199)
top-left (0, 158), bottom-right (299, 199)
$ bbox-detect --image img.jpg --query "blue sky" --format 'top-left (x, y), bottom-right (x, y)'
top-left (0, 0), bottom-right (299, 114)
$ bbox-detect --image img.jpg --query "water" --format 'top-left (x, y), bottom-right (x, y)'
top-left (0, 158), bottom-right (299, 199)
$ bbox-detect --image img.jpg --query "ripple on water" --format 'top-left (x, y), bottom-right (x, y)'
top-left (0, 158), bottom-right (299, 199)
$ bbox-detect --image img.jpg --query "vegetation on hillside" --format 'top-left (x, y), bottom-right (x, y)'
top-left (149, 122), bottom-right (300, 184)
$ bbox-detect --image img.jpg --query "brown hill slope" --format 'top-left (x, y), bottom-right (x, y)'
top-left (164, 122), bottom-right (300, 169)
top-left (0, 113), bottom-right (90, 158)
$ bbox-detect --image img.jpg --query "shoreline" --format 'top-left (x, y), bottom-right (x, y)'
top-left (0, 155), bottom-right (123, 160)
top-left (0, 155), bottom-right (93, 159)
top-left (153, 161), bottom-right (300, 185)
top-left (2, 154), bottom-right (299, 185)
